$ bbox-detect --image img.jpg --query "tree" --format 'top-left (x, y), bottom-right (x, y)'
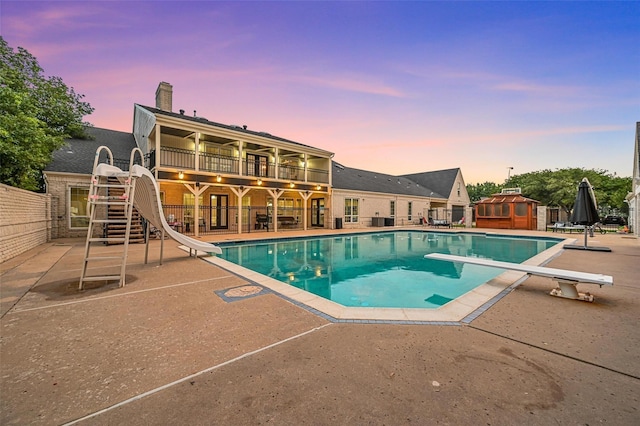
top-left (508, 168), bottom-right (631, 216)
top-left (0, 37), bottom-right (93, 191)
top-left (467, 169), bottom-right (631, 217)
top-left (466, 181), bottom-right (503, 203)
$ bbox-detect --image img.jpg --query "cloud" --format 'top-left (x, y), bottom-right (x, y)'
top-left (291, 73), bottom-right (407, 98)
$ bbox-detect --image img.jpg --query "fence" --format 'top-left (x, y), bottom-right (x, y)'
top-left (0, 184), bottom-right (52, 263)
top-left (157, 205), bottom-right (304, 236)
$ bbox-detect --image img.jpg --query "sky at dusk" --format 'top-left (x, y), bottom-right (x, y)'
top-left (2, 1), bottom-right (639, 184)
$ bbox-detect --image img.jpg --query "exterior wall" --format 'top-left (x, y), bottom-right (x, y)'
top-left (629, 122), bottom-right (640, 237)
top-left (158, 181), bottom-right (329, 232)
top-left (0, 184), bottom-right (51, 263)
top-left (629, 186), bottom-right (639, 237)
top-left (331, 189), bottom-right (436, 228)
top-left (446, 170), bottom-right (471, 207)
top-left (133, 105), bottom-right (156, 155)
top-left (45, 172), bottom-right (92, 239)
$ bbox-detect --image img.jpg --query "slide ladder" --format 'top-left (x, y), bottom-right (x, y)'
top-left (79, 146), bottom-right (137, 289)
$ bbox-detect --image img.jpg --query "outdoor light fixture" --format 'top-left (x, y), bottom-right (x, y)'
top-left (316, 185), bottom-right (322, 190)
top-left (178, 171), bottom-right (184, 179)
top-left (257, 179), bottom-right (263, 186)
top-left (216, 175), bottom-right (222, 182)
top-left (289, 182), bottom-right (295, 188)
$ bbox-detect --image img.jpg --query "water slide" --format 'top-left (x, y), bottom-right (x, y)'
top-left (94, 162), bottom-right (222, 255)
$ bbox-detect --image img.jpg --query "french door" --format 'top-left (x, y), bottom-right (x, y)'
top-left (210, 194), bottom-right (228, 229)
top-left (311, 198), bottom-right (325, 227)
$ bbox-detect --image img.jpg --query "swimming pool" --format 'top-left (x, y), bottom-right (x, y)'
top-left (215, 231), bottom-right (563, 312)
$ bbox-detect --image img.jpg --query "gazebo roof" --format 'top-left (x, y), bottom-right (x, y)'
top-left (476, 193), bottom-right (539, 204)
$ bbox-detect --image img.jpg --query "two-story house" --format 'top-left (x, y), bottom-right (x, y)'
top-left (132, 82), bottom-right (334, 236)
top-left (45, 82), bottom-right (471, 240)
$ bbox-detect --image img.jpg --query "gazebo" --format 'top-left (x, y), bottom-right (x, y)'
top-left (475, 188), bottom-right (539, 230)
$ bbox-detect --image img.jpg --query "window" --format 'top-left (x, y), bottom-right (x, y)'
top-left (182, 193), bottom-right (204, 205)
top-left (69, 186), bottom-right (90, 228)
top-left (477, 203), bottom-right (512, 217)
top-left (408, 201), bottom-right (413, 221)
top-left (183, 193), bottom-right (204, 225)
top-left (457, 182), bottom-right (461, 197)
top-left (277, 197), bottom-right (301, 216)
top-left (390, 200), bottom-right (395, 217)
top-left (344, 198), bottom-right (359, 223)
top-left (515, 203), bottom-right (527, 216)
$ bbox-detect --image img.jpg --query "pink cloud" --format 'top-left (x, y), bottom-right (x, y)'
top-left (292, 74), bottom-right (407, 98)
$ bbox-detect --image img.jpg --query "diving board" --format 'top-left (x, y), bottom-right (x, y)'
top-left (424, 253), bottom-right (613, 302)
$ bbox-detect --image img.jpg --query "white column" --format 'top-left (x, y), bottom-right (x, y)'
top-left (238, 140), bottom-right (244, 176)
top-left (194, 132), bottom-right (200, 172)
top-left (154, 124), bottom-right (161, 179)
top-left (267, 189), bottom-right (284, 232)
top-left (230, 186), bottom-right (251, 234)
top-left (299, 190), bottom-right (313, 230)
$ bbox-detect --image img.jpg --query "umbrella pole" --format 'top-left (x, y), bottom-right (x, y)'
top-left (584, 227), bottom-right (588, 248)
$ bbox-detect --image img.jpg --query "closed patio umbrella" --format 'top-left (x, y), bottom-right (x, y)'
top-left (569, 178), bottom-right (599, 226)
top-left (564, 178), bottom-right (611, 252)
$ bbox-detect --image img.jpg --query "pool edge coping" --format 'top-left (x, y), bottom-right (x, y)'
top-left (195, 231), bottom-right (575, 324)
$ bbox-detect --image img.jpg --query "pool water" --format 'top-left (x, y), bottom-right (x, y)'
top-left (218, 231), bottom-right (561, 309)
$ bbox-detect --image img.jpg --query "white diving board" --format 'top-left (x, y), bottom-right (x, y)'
top-left (424, 253), bottom-right (613, 302)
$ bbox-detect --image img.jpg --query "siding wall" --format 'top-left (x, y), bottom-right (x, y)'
top-left (0, 184), bottom-right (51, 263)
top-left (331, 189), bottom-right (433, 228)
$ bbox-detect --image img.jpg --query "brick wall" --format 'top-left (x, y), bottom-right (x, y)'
top-left (0, 184), bottom-right (52, 263)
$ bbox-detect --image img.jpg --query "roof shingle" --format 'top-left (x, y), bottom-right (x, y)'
top-left (45, 127), bottom-right (136, 175)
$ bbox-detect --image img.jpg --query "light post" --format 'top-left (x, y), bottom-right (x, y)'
top-left (507, 167), bottom-right (514, 184)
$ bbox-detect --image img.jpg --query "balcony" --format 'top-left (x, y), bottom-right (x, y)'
top-left (153, 146), bottom-right (329, 184)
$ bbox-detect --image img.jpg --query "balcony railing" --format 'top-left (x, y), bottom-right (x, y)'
top-left (153, 147), bottom-right (329, 184)
top-left (159, 146), bottom-right (195, 169)
top-left (307, 167), bottom-right (329, 184)
top-left (278, 164), bottom-right (303, 181)
top-left (279, 165), bottom-right (331, 183)
top-left (199, 151), bottom-right (239, 174)
top-left (242, 159), bottom-right (276, 178)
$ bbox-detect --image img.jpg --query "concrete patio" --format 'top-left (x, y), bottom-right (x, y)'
top-left (1, 229), bottom-right (638, 425)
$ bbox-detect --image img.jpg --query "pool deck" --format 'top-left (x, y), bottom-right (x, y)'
top-left (1, 227), bottom-right (638, 425)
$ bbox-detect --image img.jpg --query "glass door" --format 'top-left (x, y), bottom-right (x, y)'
top-left (210, 194), bottom-right (228, 229)
top-left (311, 198), bottom-right (325, 227)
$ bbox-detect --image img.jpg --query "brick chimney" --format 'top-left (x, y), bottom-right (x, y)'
top-left (155, 82), bottom-right (173, 112)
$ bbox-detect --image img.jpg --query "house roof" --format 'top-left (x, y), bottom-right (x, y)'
top-left (136, 104), bottom-right (332, 155)
top-left (45, 125), bottom-right (465, 202)
top-left (400, 168), bottom-right (461, 199)
top-left (332, 162), bottom-right (449, 198)
top-left (45, 127), bottom-right (137, 175)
